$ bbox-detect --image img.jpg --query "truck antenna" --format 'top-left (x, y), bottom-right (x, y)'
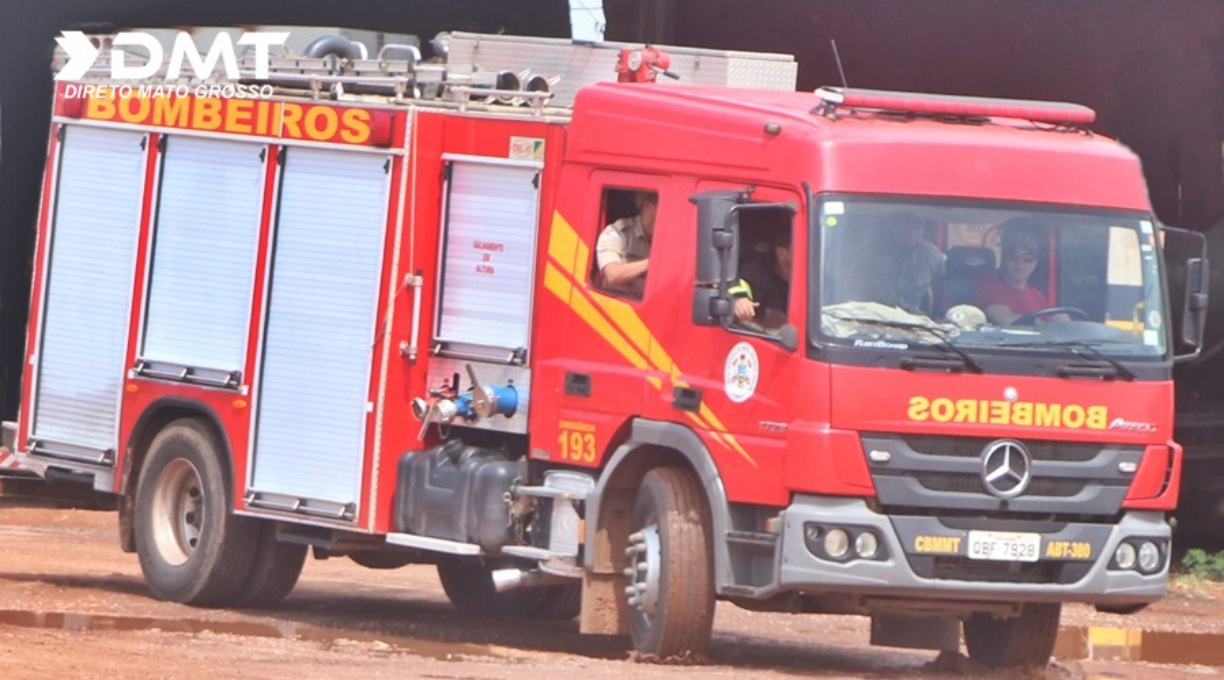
top-left (831, 39), bottom-right (849, 89)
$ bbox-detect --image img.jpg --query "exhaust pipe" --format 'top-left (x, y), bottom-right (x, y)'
top-left (490, 568), bottom-right (573, 593)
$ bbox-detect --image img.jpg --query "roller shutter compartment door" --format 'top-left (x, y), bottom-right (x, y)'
top-left (251, 148), bottom-right (390, 510)
top-left (31, 126), bottom-right (146, 460)
top-left (436, 159), bottom-right (540, 353)
top-left (139, 136), bottom-right (266, 384)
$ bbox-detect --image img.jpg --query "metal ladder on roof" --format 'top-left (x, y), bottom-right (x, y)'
top-left (53, 30), bottom-right (799, 111)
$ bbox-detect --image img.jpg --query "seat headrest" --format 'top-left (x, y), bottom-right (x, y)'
top-left (945, 246), bottom-right (996, 275)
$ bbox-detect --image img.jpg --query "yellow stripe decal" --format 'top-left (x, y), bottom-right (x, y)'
top-left (684, 410), bottom-right (709, 430)
top-left (545, 211), bottom-right (757, 467)
top-left (574, 238), bottom-right (591, 284)
top-left (648, 342), bottom-right (677, 377)
top-left (721, 433), bottom-right (754, 465)
top-left (592, 295), bottom-right (659, 371)
top-left (543, 262), bottom-right (573, 302)
top-left (569, 287), bottom-right (650, 370)
top-left (549, 211), bottom-right (582, 276)
top-left (698, 403), bottom-right (731, 435)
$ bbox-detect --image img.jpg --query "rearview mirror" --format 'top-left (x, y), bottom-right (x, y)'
top-left (690, 190), bottom-right (744, 325)
top-left (690, 191), bottom-right (798, 339)
top-left (1181, 257), bottom-right (1209, 356)
top-left (692, 190), bottom-right (743, 286)
top-left (1162, 225), bottom-right (1209, 363)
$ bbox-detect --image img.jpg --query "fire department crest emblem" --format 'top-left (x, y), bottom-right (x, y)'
top-left (724, 342), bottom-right (759, 403)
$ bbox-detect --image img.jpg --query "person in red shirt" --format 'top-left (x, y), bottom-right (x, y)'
top-left (977, 228), bottom-right (1048, 325)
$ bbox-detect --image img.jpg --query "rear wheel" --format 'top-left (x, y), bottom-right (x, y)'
top-left (232, 521), bottom-right (307, 608)
top-left (134, 419), bottom-right (258, 605)
top-left (964, 602), bottom-right (1061, 668)
top-left (436, 558), bottom-right (578, 619)
top-left (625, 466), bottom-right (714, 660)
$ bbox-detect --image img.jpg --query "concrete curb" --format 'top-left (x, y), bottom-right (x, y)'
top-left (1056, 626), bottom-right (1224, 665)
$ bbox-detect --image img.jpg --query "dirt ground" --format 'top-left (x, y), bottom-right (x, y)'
top-left (0, 505), bottom-right (1219, 680)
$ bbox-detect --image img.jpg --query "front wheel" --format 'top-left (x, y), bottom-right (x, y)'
top-left (134, 419), bottom-right (258, 605)
top-left (963, 602), bottom-right (1060, 668)
top-left (625, 467), bottom-right (715, 660)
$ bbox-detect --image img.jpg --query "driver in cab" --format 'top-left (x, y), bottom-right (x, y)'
top-left (730, 232), bottom-right (791, 329)
top-left (977, 228), bottom-right (1049, 325)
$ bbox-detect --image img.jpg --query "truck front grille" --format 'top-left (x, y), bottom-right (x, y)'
top-left (898, 433), bottom-right (1102, 462)
top-left (914, 472), bottom-right (1086, 499)
top-left (862, 433), bottom-right (1143, 519)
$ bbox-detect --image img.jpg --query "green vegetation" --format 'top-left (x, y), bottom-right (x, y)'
top-left (1182, 548), bottom-right (1224, 582)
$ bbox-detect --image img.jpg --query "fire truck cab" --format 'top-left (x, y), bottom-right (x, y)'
top-left (8, 31), bottom-right (1209, 668)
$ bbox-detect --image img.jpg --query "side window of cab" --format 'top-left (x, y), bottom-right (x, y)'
top-left (728, 206), bottom-right (793, 332)
top-left (592, 188), bottom-right (658, 300)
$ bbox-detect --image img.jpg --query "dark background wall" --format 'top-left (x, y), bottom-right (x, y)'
top-left (610, 0), bottom-right (1224, 231)
top-left (2, 0), bottom-right (1223, 417)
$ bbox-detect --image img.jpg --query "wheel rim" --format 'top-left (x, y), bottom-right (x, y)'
top-left (150, 458), bottom-right (205, 567)
top-left (624, 525), bottom-right (661, 616)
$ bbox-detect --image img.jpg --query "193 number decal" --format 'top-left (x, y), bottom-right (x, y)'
top-left (558, 429), bottom-right (597, 463)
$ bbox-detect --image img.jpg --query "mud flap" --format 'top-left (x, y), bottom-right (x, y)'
top-left (580, 488), bottom-right (632, 636)
top-left (871, 614), bottom-right (961, 651)
top-left (580, 571), bottom-right (629, 635)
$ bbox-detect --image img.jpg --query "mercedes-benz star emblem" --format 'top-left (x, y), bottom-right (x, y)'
top-left (980, 440), bottom-right (1032, 499)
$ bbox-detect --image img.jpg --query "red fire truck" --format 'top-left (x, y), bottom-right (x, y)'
top-left (6, 31), bottom-right (1209, 668)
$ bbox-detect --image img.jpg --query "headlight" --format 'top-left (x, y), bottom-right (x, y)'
top-left (824, 528), bottom-right (850, 559)
top-left (1114, 542), bottom-right (1137, 570)
top-left (1137, 541), bottom-right (1161, 573)
top-left (854, 531), bottom-right (880, 559)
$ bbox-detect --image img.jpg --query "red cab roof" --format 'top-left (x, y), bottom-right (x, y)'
top-left (567, 83), bottom-right (1150, 213)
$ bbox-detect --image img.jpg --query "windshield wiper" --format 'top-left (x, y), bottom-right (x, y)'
top-left (827, 315), bottom-right (983, 373)
top-left (1004, 340), bottom-right (1138, 381)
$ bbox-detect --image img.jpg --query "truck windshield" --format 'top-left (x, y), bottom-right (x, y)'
top-left (815, 196), bottom-right (1166, 360)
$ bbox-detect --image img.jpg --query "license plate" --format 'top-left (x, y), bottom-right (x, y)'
top-left (967, 531), bottom-right (1040, 562)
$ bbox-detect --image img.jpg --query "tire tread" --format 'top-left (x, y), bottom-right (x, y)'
top-left (964, 602), bottom-right (1060, 668)
top-left (232, 521), bottom-right (307, 608)
top-left (630, 466), bottom-right (715, 659)
top-left (134, 418), bottom-right (258, 606)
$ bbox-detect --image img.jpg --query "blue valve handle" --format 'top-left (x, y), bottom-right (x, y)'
top-left (454, 385), bottom-right (518, 419)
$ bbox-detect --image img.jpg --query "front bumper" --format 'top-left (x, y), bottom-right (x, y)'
top-left (774, 495), bottom-right (1168, 606)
